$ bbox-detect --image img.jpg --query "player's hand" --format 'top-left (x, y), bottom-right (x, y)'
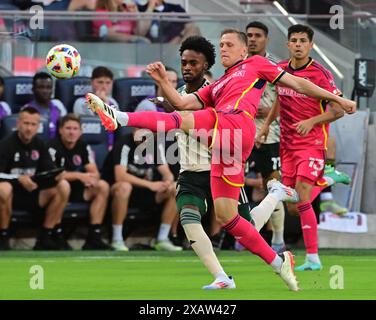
top-left (339, 98), bottom-right (357, 114)
top-left (80, 173), bottom-right (98, 187)
top-left (149, 181), bottom-right (169, 192)
top-left (18, 175), bottom-right (38, 192)
top-left (256, 106), bottom-right (270, 119)
top-left (255, 125), bottom-right (269, 148)
top-left (293, 119), bottom-right (314, 136)
top-left (146, 62), bottom-right (168, 83)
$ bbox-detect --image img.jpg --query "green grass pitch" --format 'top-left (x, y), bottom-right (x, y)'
top-left (1, 249), bottom-right (375, 300)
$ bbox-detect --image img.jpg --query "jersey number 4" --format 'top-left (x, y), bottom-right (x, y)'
top-left (309, 157), bottom-right (324, 177)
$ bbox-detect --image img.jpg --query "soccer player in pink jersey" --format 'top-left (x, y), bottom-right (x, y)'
top-left (87, 29), bottom-right (355, 291)
top-left (257, 24), bottom-right (349, 271)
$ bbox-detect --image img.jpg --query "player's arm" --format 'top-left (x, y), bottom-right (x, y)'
top-left (146, 62), bottom-right (202, 110)
top-left (293, 103), bottom-right (344, 136)
top-left (157, 164), bottom-right (174, 183)
top-left (255, 98), bottom-right (280, 148)
top-left (278, 72), bottom-right (356, 114)
top-left (115, 166), bottom-right (169, 192)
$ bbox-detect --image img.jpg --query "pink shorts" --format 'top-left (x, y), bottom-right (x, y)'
top-left (193, 108), bottom-right (255, 199)
top-left (280, 148), bottom-right (326, 187)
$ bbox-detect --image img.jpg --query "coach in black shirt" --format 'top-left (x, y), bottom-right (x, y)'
top-left (0, 106), bottom-right (70, 250)
top-left (48, 114), bottom-right (110, 250)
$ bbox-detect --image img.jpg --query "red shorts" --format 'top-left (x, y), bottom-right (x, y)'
top-left (280, 148), bottom-right (326, 187)
top-left (193, 108), bottom-right (255, 199)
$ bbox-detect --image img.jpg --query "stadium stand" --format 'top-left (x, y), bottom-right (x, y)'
top-left (2, 77), bottom-right (34, 113)
top-left (54, 77), bottom-right (92, 113)
top-left (112, 77), bottom-right (156, 112)
top-left (80, 115), bottom-right (109, 169)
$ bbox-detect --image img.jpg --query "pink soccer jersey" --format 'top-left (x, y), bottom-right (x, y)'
top-left (195, 55), bottom-right (285, 118)
top-left (277, 58), bottom-right (342, 150)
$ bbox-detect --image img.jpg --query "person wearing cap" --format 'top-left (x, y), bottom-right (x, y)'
top-left (101, 102), bottom-right (182, 251)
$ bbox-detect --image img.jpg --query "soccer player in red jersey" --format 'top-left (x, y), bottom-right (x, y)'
top-left (87, 29), bottom-right (355, 290)
top-left (257, 24), bottom-right (349, 271)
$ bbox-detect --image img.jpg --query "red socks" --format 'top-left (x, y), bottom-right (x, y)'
top-left (127, 111), bottom-right (182, 132)
top-left (224, 214), bottom-right (277, 264)
top-left (297, 202), bottom-right (318, 254)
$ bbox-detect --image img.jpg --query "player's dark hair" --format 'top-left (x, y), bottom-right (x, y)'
top-left (221, 29), bottom-right (248, 46)
top-left (0, 76), bottom-right (4, 86)
top-left (288, 24), bottom-right (314, 42)
top-left (92, 66), bottom-right (114, 80)
top-left (32, 72), bottom-right (52, 86)
top-left (165, 66), bottom-right (178, 75)
top-left (59, 113), bottom-right (81, 128)
top-left (245, 21), bottom-right (269, 36)
top-left (179, 36), bottom-right (216, 70)
top-left (19, 106), bottom-right (40, 115)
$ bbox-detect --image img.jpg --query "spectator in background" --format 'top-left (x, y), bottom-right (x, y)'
top-left (93, 0), bottom-right (151, 43)
top-left (0, 18), bottom-right (7, 33)
top-left (137, 0), bottom-right (201, 44)
top-left (23, 72), bottom-right (67, 139)
top-left (204, 70), bottom-right (215, 83)
top-left (68, 0), bottom-right (96, 11)
top-left (136, 66), bottom-right (179, 112)
top-left (0, 77), bottom-right (11, 120)
top-left (101, 105), bottom-right (182, 251)
top-left (73, 66), bottom-right (119, 148)
top-left (74, 66), bottom-right (119, 116)
top-left (48, 114), bottom-right (111, 250)
top-left (0, 107), bottom-right (71, 250)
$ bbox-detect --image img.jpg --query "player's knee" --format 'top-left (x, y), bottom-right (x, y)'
top-left (112, 182), bottom-right (132, 199)
top-left (180, 205), bottom-right (201, 226)
top-left (0, 182), bottom-right (13, 201)
top-left (57, 179), bottom-right (71, 199)
top-left (98, 180), bottom-right (110, 196)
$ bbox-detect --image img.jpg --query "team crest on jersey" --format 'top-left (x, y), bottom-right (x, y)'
top-left (73, 155), bottom-right (82, 166)
top-left (31, 150), bottom-right (39, 161)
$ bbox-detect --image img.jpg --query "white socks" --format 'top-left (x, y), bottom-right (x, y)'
top-left (157, 223), bottom-right (171, 242)
top-left (183, 223), bottom-right (227, 279)
top-left (251, 193), bottom-right (279, 231)
top-left (271, 201), bottom-right (285, 244)
top-left (307, 253), bottom-right (321, 264)
top-left (270, 254), bottom-right (283, 273)
top-left (320, 192), bottom-right (333, 202)
top-left (112, 224), bottom-right (123, 243)
top-left (114, 109), bottom-right (129, 126)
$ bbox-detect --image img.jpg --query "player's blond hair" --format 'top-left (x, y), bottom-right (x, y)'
top-left (220, 29), bottom-right (248, 46)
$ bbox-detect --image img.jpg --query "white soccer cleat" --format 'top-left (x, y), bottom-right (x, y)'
top-left (86, 93), bottom-right (119, 131)
top-left (267, 179), bottom-right (299, 202)
top-left (277, 251), bottom-right (300, 291)
top-left (154, 240), bottom-right (183, 252)
top-left (111, 241), bottom-right (129, 252)
top-left (202, 276), bottom-right (236, 290)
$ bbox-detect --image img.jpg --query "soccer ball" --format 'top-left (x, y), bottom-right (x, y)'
top-left (46, 44), bottom-right (81, 79)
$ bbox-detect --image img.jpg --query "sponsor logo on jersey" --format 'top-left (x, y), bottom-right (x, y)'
top-left (73, 155), bottom-right (82, 166)
top-left (31, 150), bottom-right (39, 161)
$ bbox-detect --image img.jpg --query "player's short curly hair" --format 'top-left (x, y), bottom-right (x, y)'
top-left (179, 36), bottom-right (216, 70)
